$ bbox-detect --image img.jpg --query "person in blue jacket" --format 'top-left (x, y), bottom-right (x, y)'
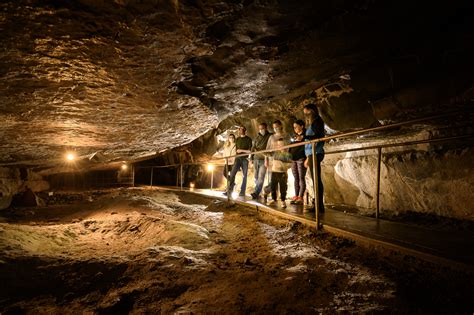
top-left (303, 104), bottom-right (325, 213)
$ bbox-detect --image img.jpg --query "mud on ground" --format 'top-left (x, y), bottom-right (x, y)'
top-left (0, 188), bottom-right (472, 314)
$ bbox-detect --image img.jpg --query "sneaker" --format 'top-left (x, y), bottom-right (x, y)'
top-left (250, 192), bottom-right (258, 200)
top-left (267, 200), bottom-right (276, 206)
top-left (304, 203), bottom-right (315, 211)
top-left (280, 200), bottom-right (287, 208)
top-left (289, 196), bottom-right (299, 204)
top-left (293, 197), bottom-right (304, 205)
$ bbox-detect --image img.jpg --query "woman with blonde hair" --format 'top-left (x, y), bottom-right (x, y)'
top-left (222, 134), bottom-right (236, 181)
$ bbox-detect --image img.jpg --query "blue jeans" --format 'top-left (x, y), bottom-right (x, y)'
top-left (253, 159), bottom-right (267, 195)
top-left (228, 157), bottom-right (249, 195)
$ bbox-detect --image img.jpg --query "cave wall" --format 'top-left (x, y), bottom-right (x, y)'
top-left (323, 145), bottom-right (474, 220)
top-left (0, 167), bottom-right (50, 210)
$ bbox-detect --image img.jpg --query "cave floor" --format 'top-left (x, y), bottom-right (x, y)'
top-left (161, 186), bottom-right (474, 268)
top-left (0, 188), bottom-right (473, 314)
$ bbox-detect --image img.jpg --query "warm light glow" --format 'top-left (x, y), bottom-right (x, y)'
top-left (207, 164), bottom-right (215, 172)
top-left (121, 164), bottom-right (128, 170)
top-left (66, 152), bottom-right (75, 161)
top-left (190, 182), bottom-right (195, 188)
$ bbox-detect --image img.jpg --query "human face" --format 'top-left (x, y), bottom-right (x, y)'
top-left (293, 123), bottom-right (303, 134)
top-left (229, 135), bottom-right (235, 143)
top-left (273, 123), bottom-right (282, 134)
top-left (258, 125), bottom-right (266, 135)
top-left (304, 108), bottom-right (315, 123)
top-left (238, 127), bottom-right (246, 136)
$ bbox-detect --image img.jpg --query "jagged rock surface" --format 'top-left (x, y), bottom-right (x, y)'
top-left (1, 0), bottom-right (472, 167)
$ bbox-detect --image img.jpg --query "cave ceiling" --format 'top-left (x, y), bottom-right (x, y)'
top-left (0, 0), bottom-right (473, 170)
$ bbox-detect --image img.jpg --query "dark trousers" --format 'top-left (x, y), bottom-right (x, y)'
top-left (308, 153), bottom-right (324, 212)
top-left (223, 164), bottom-right (233, 180)
top-left (291, 159), bottom-right (306, 198)
top-left (270, 172), bottom-right (288, 201)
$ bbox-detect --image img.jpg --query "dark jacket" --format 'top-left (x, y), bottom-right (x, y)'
top-left (289, 131), bottom-right (306, 161)
top-left (252, 131), bottom-right (272, 160)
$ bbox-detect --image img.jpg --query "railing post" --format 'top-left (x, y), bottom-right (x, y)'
top-left (176, 166), bottom-right (179, 187)
top-left (376, 147), bottom-right (382, 219)
top-left (312, 143), bottom-right (320, 230)
top-left (210, 168), bottom-right (214, 191)
top-left (180, 164), bottom-right (183, 191)
top-left (150, 167), bottom-right (154, 188)
top-left (132, 165), bottom-right (135, 187)
top-left (225, 158), bottom-right (230, 202)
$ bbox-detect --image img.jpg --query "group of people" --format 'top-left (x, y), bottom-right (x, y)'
top-left (221, 104), bottom-right (325, 212)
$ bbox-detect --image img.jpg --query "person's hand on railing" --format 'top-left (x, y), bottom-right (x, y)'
top-left (304, 158), bottom-right (309, 169)
top-left (236, 149), bottom-right (251, 154)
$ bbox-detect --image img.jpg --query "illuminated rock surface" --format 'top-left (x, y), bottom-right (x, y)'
top-left (1, 0), bottom-right (472, 167)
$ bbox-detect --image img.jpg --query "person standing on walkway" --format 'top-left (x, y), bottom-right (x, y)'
top-left (267, 139), bottom-right (292, 208)
top-left (303, 104), bottom-right (325, 213)
top-left (250, 123), bottom-right (272, 200)
top-left (289, 119), bottom-right (307, 205)
top-left (263, 120), bottom-right (291, 200)
top-left (222, 134), bottom-right (236, 183)
top-left (228, 126), bottom-right (253, 197)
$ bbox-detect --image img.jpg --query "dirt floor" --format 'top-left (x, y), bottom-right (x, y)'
top-left (0, 188), bottom-right (472, 314)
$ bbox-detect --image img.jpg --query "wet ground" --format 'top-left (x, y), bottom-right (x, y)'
top-left (0, 188), bottom-right (472, 314)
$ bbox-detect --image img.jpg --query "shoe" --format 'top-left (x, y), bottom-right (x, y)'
top-left (280, 200), bottom-right (287, 208)
top-left (293, 197), bottom-right (304, 205)
top-left (239, 193), bottom-right (246, 197)
top-left (267, 200), bottom-right (276, 206)
top-left (304, 203), bottom-right (315, 211)
top-left (250, 192), bottom-right (258, 200)
top-left (289, 196), bottom-right (298, 204)
top-left (263, 193), bottom-right (268, 204)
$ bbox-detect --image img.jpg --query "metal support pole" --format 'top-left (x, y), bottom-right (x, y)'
top-left (132, 165), bottom-right (135, 187)
top-left (225, 158), bottom-right (230, 203)
top-left (180, 164), bottom-right (183, 191)
top-left (376, 147), bottom-right (382, 219)
top-left (150, 167), bottom-right (154, 188)
top-left (210, 170), bottom-right (214, 191)
top-left (176, 167), bottom-right (179, 187)
top-left (312, 143), bottom-right (320, 230)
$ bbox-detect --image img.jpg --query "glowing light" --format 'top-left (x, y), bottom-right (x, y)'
top-left (207, 164), bottom-right (215, 172)
top-left (121, 164), bottom-right (128, 170)
top-left (66, 152), bottom-right (75, 161)
top-left (190, 182), bottom-right (195, 188)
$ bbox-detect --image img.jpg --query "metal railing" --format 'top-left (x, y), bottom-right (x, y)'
top-left (134, 109), bottom-right (473, 230)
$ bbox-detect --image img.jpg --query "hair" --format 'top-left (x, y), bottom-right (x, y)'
top-left (259, 122), bottom-right (267, 128)
top-left (239, 126), bottom-right (246, 132)
top-left (294, 119), bottom-right (305, 127)
top-left (303, 103), bottom-right (319, 114)
top-left (273, 120), bottom-right (282, 126)
top-left (225, 133), bottom-right (236, 147)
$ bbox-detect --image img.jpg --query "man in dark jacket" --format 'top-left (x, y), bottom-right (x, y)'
top-left (228, 126), bottom-right (253, 197)
top-left (250, 123), bottom-right (272, 199)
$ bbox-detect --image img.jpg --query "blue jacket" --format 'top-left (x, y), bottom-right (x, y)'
top-left (305, 116), bottom-right (325, 156)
